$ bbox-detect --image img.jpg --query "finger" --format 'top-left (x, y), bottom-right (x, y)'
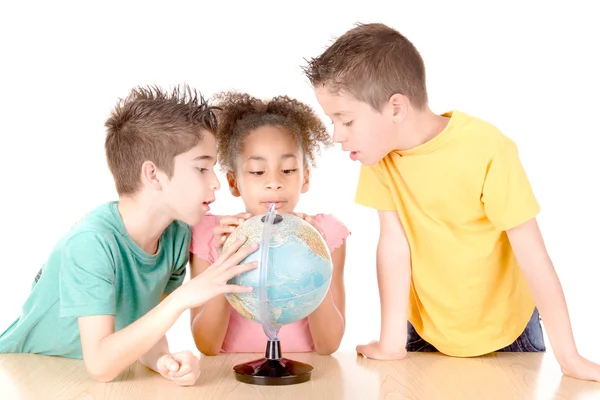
top-left (356, 344), bottom-right (364, 355)
top-left (213, 225), bottom-right (234, 235)
top-left (219, 214), bottom-right (250, 226)
top-left (173, 364), bottom-right (192, 377)
top-left (158, 354), bottom-right (180, 374)
top-left (218, 241), bottom-right (259, 269)
top-left (212, 235), bottom-right (248, 265)
top-left (174, 372), bottom-right (199, 386)
top-left (220, 261), bottom-right (258, 279)
top-left (222, 283), bottom-right (255, 294)
top-left (292, 212), bottom-right (307, 220)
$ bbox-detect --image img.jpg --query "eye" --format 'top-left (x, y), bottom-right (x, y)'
top-left (282, 169), bottom-right (297, 174)
top-left (250, 171), bottom-right (265, 176)
top-left (343, 120), bottom-right (354, 127)
top-left (196, 167), bottom-right (208, 173)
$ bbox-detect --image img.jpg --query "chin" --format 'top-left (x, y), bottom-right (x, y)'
top-left (184, 211), bottom-right (207, 227)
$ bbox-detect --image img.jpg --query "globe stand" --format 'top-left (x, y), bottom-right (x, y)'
top-left (233, 339), bottom-right (314, 385)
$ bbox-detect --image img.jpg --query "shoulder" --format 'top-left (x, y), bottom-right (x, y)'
top-left (451, 110), bottom-right (514, 156)
top-left (190, 214), bottom-right (222, 259)
top-left (313, 214), bottom-right (350, 253)
top-left (64, 203), bottom-right (124, 249)
top-left (190, 214), bottom-right (220, 239)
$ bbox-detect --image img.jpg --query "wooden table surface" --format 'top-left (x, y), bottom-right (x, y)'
top-left (1, 351), bottom-right (600, 399)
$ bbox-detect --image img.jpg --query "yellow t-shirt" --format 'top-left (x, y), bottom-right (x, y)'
top-left (355, 110), bottom-right (539, 357)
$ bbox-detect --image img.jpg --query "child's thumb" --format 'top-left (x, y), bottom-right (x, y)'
top-left (160, 354), bottom-right (180, 373)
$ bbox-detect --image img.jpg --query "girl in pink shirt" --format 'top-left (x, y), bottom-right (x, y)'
top-left (189, 92), bottom-right (350, 355)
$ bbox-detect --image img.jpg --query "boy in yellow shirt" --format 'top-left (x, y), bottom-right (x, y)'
top-left (303, 22), bottom-right (600, 382)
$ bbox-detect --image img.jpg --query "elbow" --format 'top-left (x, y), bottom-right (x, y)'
top-left (85, 362), bottom-right (120, 383)
top-left (314, 342), bottom-right (341, 356)
top-left (198, 346), bottom-right (220, 357)
top-left (193, 337), bottom-right (221, 357)
top-left (313, 326), bottom-right (345, 355)
top-left (90, 372), bottom-right (118, 384)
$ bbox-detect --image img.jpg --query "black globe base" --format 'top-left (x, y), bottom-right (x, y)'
top-left (233, 339), bottom-right (313, 386)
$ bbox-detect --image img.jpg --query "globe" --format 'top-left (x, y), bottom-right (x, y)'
top-left (222, 210), bottom-right (333, 336)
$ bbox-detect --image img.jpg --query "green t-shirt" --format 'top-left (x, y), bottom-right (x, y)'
top-left (0, 201), bottom-right (190, 359)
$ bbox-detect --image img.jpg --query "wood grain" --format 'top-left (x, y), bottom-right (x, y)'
top-left (1, 352), bottom-right (599, 399)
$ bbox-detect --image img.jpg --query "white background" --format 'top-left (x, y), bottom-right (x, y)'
top-left (0, 0), bottom-right (598, 363)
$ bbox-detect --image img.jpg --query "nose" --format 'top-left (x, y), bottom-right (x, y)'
top-left (332, 126), bottom-right (347, 144)
top-left (210, 172), bottom-right (221, 191)
top-left (265, 172), bottom-right (283, 190)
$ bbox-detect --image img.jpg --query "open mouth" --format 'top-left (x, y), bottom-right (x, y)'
top-left (202, 199), bottom-right (214, 210)
top-left (261, 201), bottom-right (287, 209)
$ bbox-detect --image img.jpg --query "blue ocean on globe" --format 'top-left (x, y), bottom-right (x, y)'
top-left (223, 213), bottom-right (333, 331)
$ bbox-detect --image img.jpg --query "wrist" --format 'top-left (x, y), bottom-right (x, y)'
top-left (555, 347), bottom-right (581, 366)
top-left (141, 349), bottom-right (168, 371)
top-left (166, 288), bottom-right (189, 315)
top-left (380, 325), bottom-right (407, 353)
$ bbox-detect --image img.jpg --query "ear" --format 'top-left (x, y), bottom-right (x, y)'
top-left (301, 168), bottom-right (310, 194)
top-left (226, 171), bottom-right (241, 197)
top-left (140, 160), bottom-right (163, 190)
top-left (388, 93), bottom-right (409, 123)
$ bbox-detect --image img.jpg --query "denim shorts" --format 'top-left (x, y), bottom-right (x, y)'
top-left (406, 307), bottom-right (546, 353)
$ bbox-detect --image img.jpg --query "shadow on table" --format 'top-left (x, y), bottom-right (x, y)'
top-left (194, 352), bottom-right (346, 399)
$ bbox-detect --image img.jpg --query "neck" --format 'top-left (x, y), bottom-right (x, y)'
top-left (117, 193), bottom-right (173, 255)
top-left (394, 107), bottom-right (450, 151)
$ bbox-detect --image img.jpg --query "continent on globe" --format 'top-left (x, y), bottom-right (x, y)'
top-left (222, 212), bottom-right (333, 332)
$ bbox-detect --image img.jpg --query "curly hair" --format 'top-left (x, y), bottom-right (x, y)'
top-left (213, 92), bottom-right (331, 172)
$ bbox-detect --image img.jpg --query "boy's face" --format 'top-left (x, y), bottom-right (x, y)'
top-left (228, 125), bottom-right (309, 216)
top-left (315, 87), bottom-right (398, 166)
top-left (161, 131), bottom-right (220, 226)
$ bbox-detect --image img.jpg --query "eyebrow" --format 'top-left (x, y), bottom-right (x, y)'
top-left (247, 154), bottom-right (297, 161)
top-left (193, 155), bottom-right (214, 161)
top-left (333, 111), bottom-right (351, 117)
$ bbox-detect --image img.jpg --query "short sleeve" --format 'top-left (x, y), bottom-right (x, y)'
top-left (190, 214), bottom-right (219, 264)
top-left (354, 164), bottom-right (396, 211)
top-left (314, 214), bottom-right (351, 253)
top-left (59, 232), bottom-right (116, 318)
top-left (481, 136), bottom-right (540, 230)
top-left (165, 223), bottom-right (191, 295)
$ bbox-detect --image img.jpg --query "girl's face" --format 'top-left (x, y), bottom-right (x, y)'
top-left (228, 125), bottom-right (309, 215)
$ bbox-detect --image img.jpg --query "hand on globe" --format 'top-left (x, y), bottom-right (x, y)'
top-left (174, 236), bottom-right (258, 310)
top-left (291, 212), bottom-right (326, 240)
top-left (213, 212), bottom-right (252, 254)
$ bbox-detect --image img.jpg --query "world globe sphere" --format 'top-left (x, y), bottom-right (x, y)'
top-left (222, 212), bottom-right (333, 333)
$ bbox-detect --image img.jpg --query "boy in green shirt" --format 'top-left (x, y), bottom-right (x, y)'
top-left (0, 85), bottom-right (258, 385)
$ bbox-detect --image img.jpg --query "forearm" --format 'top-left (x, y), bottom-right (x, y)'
top-left (378, 241), bottom-right (411, 351)
top-left (519, 255), bottom-right (578, 362)
top-left (139, 335), bottom-right (170, 373)
top-left (84, 293), bottom-right (184, 381)
top-left (191, 296), bottom-right (230, 356)
top-left (307, 291), bottom-right (345, 354)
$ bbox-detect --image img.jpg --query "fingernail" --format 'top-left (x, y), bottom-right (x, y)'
top-left (251, 243), bottom-right (259, 249)
top-left (239, 219), bottom-right (245, 224)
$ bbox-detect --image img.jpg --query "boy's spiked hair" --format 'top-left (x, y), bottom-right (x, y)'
top-left (104, 84), bottom-right (218, 195)
top-left (303, 22), bottom-right (428, 111)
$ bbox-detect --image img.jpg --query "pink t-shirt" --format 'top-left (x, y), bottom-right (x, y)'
top-left (190, 213), bottom-right (350, 353)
